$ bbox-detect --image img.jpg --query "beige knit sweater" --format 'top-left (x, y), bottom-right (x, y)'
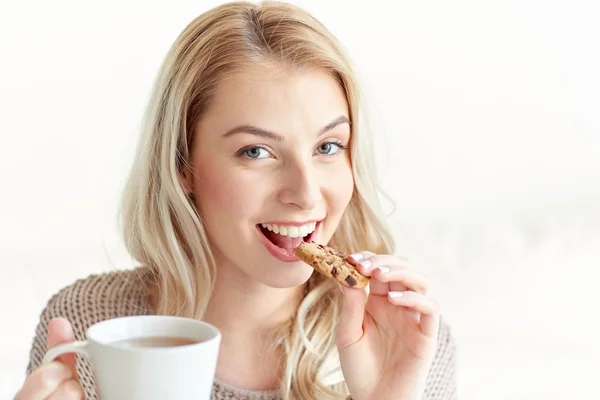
top-left (27, 267), bottom-right (458, 399)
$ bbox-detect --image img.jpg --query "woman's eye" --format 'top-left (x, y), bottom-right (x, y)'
top-left (241, 147), bottom-right (270, 159)
top-left (316, 142), bottom-right (344, 156)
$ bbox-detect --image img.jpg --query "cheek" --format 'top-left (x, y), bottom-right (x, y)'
top-left (192, 162), bottom-right (267, 220)
top-left (325, 163), bottom-right (354, 212)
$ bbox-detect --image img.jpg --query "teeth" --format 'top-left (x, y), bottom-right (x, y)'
top-left (260, 221), bottom-right (317, 238)
top-left (298, 225), bottom-right (309, 237)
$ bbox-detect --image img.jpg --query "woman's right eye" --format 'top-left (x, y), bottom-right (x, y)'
top-left (239, 146), bottom-right (271, 159)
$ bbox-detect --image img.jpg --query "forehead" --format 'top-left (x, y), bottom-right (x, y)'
top-left (201, 65), bottom-right (349, 133)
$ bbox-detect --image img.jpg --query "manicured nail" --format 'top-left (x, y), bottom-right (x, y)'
top-left (349, 253), bottom-right (364, 261)
top-left (359, 260), bottom-right (372, 270)
top-left (388, 291), bottom-right (404, 298)
top-left (378, 266), bottom-right (391, 274)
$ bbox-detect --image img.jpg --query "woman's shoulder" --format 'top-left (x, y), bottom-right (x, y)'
top-left (424, 316), bottom-right (458, 399)
top-left (27, 266), bottom-right (155, 375)
top-left (41, 266), bottom-right (154, 326)
top-left (436, 316), bottom-right (457, 356)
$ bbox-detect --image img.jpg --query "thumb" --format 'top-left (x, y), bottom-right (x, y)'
top-left (46, 317), bottom-right (78, 378)
top-left (335, 284), bottom-right (367, 349)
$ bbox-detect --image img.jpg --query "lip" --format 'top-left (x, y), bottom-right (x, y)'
top-left (256, 220), bottom-right (322, 262)
top-left (260, 219), bottom-right (323, 226)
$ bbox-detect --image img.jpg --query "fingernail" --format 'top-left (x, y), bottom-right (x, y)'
top-left (378, 266), bottom-right (391, 274)
top-left (388, 291), bottom-right (404, 298)
top-left (349, 253), bottom-right (364, 261)
top-left (337, 282), bottom-right (344, 294)
top-left (359, 260), bottom-right (372, 269)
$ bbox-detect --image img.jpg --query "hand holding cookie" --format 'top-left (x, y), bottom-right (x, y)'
top-left (296, 243), bottom-right (440, 400)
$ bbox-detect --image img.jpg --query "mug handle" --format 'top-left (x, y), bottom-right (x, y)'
top-left (42, 341), bottom-right (90, 365)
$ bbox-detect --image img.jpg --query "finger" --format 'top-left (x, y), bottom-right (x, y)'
top-left (388, 291), bottom-right (440, 337)
top-left (372, 264), bottom-right (429, 295)
top-left (335, 284), bottom-right (367, 350)
top-left (346, 251), bottom-right (376, 267)
top-left (348, 251), bottom-right (393, 294)
top-left (47, 379), bottom-right (85, 400)
top-left (47, 317), bottom-right (78, 377)
top-left (16, 362), bottom-right (73, 400)
top-left (349, 254), bottom-right (425, 296)
top-left (351, 254), bottom-right (410, 278)
top-left (348, 252), bottom-right (392, 296)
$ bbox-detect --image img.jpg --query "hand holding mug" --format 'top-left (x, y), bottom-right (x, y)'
top-left (17, 316), bottom-right (221, 400)
top-left (15, 318), bottom-right (84, 400)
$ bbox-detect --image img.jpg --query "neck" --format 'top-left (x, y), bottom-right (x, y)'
top-left (202, 258), bottom-right (305, 391)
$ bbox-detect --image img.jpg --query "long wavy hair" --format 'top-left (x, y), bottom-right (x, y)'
top-left (119, 1), bottom-right (395, 398)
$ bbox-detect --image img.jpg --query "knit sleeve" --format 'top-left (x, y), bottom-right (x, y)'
top-left (26, 278), bottom-right (102, 400)
top-left (26, 295), bottom-right (51, 376)
top-left (26, 269), bottom-right (151, 400)
top-left (423, 318), bottom-right (458, 400)
top-left (27, 284), bottom-right (88, 374)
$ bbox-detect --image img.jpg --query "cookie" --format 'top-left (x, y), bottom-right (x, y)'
top-left (295, 241), bottom-right (370, 289)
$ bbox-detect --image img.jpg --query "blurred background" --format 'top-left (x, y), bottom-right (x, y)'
top-left (1, 0), bottom-right (599, 398)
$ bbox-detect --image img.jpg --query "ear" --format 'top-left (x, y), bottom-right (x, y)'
top-left (180, 164), bottom-right (194, 195)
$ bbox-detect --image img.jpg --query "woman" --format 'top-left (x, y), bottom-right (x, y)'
top-left (18, 1), bottom-right (457, 399)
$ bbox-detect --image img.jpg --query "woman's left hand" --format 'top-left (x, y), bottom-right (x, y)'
top-left (336, 252), bottom-right (440, 400)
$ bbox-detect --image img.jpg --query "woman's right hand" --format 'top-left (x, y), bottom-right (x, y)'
top-left (15, 317), bottom-right (85, 400)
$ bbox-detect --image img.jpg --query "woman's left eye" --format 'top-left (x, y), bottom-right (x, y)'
top-left (315, 141), bottom-right (345, 156)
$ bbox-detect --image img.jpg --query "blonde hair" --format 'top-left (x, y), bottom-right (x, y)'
top-left (120, 1), bottom-right (395, 399)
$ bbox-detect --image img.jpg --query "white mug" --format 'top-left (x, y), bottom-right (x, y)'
top-left (42, 315), bottom-right (221, 400)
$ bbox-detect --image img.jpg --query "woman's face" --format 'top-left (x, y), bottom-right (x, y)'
top-left (185, 65), bottom-right (354, 288)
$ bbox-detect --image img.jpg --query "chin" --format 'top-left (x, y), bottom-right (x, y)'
top-left (258, 262), bottom-right (316, 289)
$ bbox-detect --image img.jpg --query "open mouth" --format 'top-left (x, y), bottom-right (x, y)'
top-left (256, 221), bottom-right (320, 259)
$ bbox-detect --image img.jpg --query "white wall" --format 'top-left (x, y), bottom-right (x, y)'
top-left (0, 0), bottom-right (598, 253)
top-left (1, 0), bottom-right (599, 399)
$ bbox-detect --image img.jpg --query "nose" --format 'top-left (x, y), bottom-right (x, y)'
top-left (277, 159), bottom-right (321, 210)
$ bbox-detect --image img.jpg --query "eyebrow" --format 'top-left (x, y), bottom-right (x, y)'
top-left (222, 115), bottom-right (350, 141)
